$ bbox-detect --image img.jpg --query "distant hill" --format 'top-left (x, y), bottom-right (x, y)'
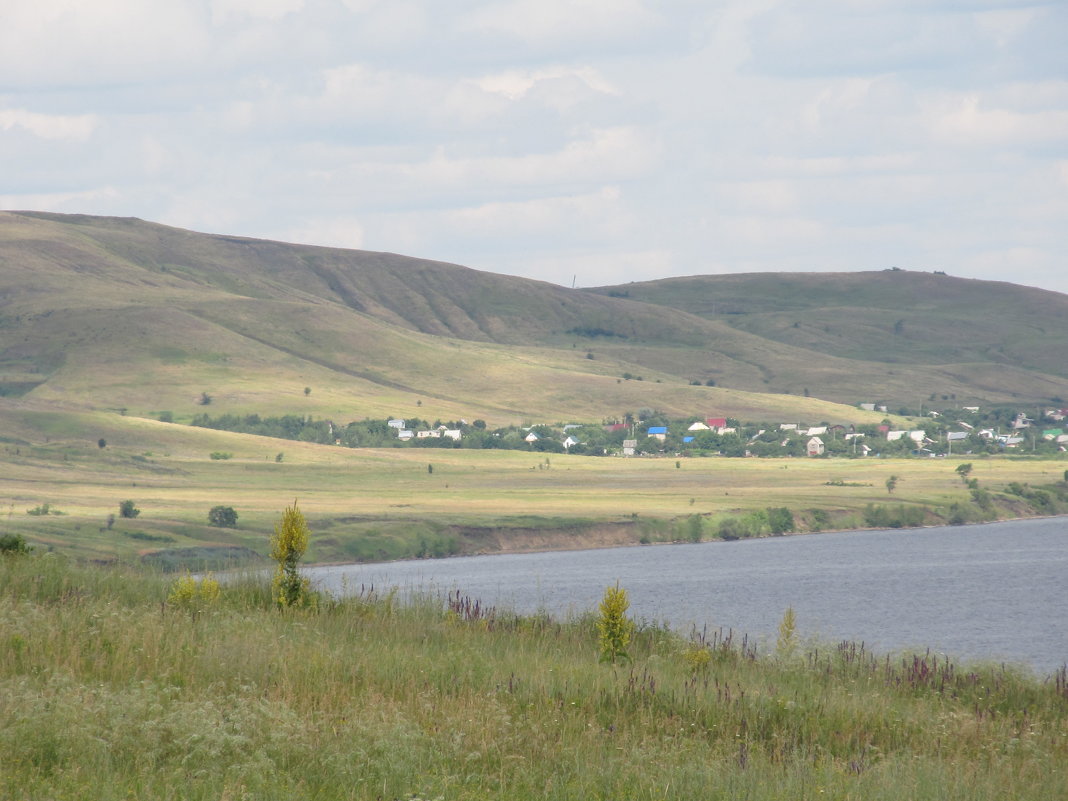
top-left (2, 211), bottom-right (1065, 428)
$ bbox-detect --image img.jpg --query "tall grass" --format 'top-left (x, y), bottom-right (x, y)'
top-left (2, 554), bottom-right (1065, 800)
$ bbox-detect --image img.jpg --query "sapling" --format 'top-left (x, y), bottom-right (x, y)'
top-left (597, 582), bottom-right (634, 664)
top-left (271, 500), bottom-right (311, 608)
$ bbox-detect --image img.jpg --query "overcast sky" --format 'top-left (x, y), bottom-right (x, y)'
top-left (2, 1), bottom-right (1066, 293)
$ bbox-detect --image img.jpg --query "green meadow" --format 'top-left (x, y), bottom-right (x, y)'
top-left (1, 554), bottom-right (1066, 800)
top-left (3, 403), bottom-right (1065, 566)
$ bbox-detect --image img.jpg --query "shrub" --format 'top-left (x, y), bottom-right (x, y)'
top-left (776, 606), bottom-right (797, 659)
top-left (119, 500), bottom-right (140, 519)
top-left (270, 501), bottom-right (311, 609)
top-left (0, 533), bottom-right (31, 554)
top-left (208, 505), bottom-right (238, 528)
top-left (167, 572), bottom-right (221, 613)
top-left (209, 451), bottom-right (232, 460)
top-left (766, 507), bottom-right (795, 535)
top-left (596, 583), bottom-right (634, 664)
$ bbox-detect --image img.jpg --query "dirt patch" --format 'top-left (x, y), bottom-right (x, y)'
top-left (446, 521), bottom-right (644, 556)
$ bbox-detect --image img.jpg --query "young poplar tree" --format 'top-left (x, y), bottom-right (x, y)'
top-left (596, 583), bottom-right (635, 664)
top-left (270, 500), bottom-right (311, 608)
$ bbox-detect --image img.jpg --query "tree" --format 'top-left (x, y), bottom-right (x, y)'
top-left (199, 391), bottom-right (212, 406)
top-left (270, 500), bottom-right (311, 608)
top-left (885, 475), bottom-right (899, 495)
top-left (119, 500), bottom-right (140, 518)
top-left (97, 438), bottom-right (106, 449)
top-left (208, 505), bottom-right (238, 528)
top-left (0, 533), bottom-right (31, 554)
top-left (596, 583), bottom-right (634, 664)
top-left (304, 386), bottom-right (311, 396)
top-left (955, 463), bottom-right (973, 483)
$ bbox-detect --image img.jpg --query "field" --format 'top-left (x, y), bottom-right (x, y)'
top-left (3, 402), bottom-right (1066, 566)
top-left (1, 554), bottom-right (1066, 800)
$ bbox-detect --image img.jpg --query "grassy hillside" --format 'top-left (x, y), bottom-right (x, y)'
top-left (2, 210), bottom-right (896, 425)
top-left (2, 554), bottom-right (1066, 800)
top-left (588, 270), bottom-right (1068, 392)
top-left (4, 211), bottom-right (1068, 424)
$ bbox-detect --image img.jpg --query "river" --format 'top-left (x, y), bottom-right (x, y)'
top-left (307, 516), bottom-right (1068, 674)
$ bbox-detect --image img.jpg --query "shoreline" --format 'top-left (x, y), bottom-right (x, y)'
top-left (305, 509), bottom-right (1068, 569)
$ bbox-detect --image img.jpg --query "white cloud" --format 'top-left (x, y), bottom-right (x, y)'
top-left (462, 0), bottom-right (660, 46)
top-left (210, 0), bottom-right (305, 25)
top-left (474, 66), bottom-right (620, 100)
top-left (929, 94), bottom-right (1068, 145)
top-left (0, 109), bottom-right (98, 140)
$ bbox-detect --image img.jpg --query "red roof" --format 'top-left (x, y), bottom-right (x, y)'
top-left (604, 423), bottom-right (628, 432)
top-left (706, 417), bottom-right (727, 428)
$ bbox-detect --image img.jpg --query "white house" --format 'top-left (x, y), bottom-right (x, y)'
top-left (887, 430), bottom-right (907, 441)
top-left (563, 435), bottom-right (579, 449)
top-left (397, 429), bottom-right (414, 441)
top-left (524, 432), bottom-right (540, 443)
top-left (687, 421), bottom-right (710, 431)
top-left (806, 426), bottom-right (827, 436)
top-left (442, 429), bottom-right (462, 441)
top-left (807, 437), bottom-right (825, 456)
top-left (387, 419), bottom-right (406, 429)
top-left (622, 439), bottom-right (637, 456)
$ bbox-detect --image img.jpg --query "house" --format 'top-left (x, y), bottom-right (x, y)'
top-left (958, 421), bottom-right (974, 430)
top-left (718, 427), bottom-right (737, 435)
top-left (908, 430), bottom-right (927, 443)
top-left (524, 432), bottom-right (540, 443)
top-left (706, 417), bottom-right (727, 429)
top-left (806, 426), bottom-right (827, 437)
top-left (1042, 429), bottom-right (1063, 440)
top-left (859, 403), bottom-right (876, 411)
top-left (442, 429), bottom-right (462, 441)
top-left (807, 437), bottom-right (825, 456)
top-left (397, 429), bottom-right (414, 441)
top-left (687, 421), bottom-right (710, 431)
top-left (946, 432), bottom-right (968, 442)
top-left (963, 406), bottom-right (980, 413)
top-left (416, 430), bottom-right (440, 439)
top-left (604, 423), bottom-right (628, 433)
top-left (886, 430), bottom-right (906, 441)
top-left (779, 423), bottom-right (798, 431)
top-left (562, 435), bottom-right (579, 449)
top-left (622, 439), bottom-right (637, 456)
top-left (387, 419), bottom-right (406, 429)
top-left (647, 426), bottom-right (668, 442)
top-left (682, 436), bottom-right (695, 444)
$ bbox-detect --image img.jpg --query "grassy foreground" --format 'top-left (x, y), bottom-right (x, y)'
top-left (2, 554), bottom-right (1066, 800)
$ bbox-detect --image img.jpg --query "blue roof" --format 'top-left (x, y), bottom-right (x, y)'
top-left (683, 436), bottom-right (695, 443)
top-left (647, 426), bottom-right (668, 434)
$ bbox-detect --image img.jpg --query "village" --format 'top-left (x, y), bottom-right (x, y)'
top-left (190, 404), bottom-right (1068, 458)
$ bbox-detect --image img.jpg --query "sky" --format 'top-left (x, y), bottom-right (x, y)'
top-left (2, 0), bottom-right (1066, 293)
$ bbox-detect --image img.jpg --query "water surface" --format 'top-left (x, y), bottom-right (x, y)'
top-left (309, 517), bottom-right (1068, 673)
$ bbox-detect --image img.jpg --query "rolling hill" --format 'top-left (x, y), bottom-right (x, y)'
top-left (2, 211), bottom-right (1066, 430)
